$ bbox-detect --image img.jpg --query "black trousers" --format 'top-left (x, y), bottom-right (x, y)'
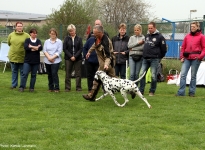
top-left (85, 61), bottom-right (99, 91)
top-left (65, 59), bottom-right (82, 90)
top-left (45, 63), bottom-right (60, 90)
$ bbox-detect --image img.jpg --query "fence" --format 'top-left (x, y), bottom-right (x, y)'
top-left (127, 19), bottom-right (205, 59)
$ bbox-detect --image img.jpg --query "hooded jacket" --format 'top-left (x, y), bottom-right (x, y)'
top-left (180, 30), bottom-right (205, 60)
top-left (143, 30), bottom-right (167, 59)
top-left (128, 34), bottom-right (145, 56)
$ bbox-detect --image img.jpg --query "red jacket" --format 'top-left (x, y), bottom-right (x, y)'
top-left (180, 31), bottom-right (205, 60)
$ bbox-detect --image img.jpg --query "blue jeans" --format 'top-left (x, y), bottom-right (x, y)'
top-left (139, 58), bottom-right (160, 94)
top-left (177, 59), bottom-right (201, 96)
top-left (129, 56), bottom-right (142, 83)
top-left (20, 63), bottom-right (39, 89)
top-left (10, 62), bottom-right (23, 88)
top-left (115, 64), bottom-right (126, 79)
top-left (45, 63), bottom-right (60, 90)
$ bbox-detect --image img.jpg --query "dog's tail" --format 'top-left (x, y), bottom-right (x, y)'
top-left (132, 71), bottom-right (146, 84)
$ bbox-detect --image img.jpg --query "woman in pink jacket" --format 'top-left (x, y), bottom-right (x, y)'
top-left (176, 21), bottom-right (205, 97)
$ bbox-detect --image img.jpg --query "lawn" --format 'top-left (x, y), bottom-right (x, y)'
top-left (0, 65), bottom-right (205, 150)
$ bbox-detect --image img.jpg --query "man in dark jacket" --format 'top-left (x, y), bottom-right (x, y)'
top-left (139, 22), bottom-right (167, 96)
top-left (83, 37), bottom-right (99, 92)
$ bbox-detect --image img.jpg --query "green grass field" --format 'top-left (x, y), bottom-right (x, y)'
top-left (0, 65), bottom-right (205, 150)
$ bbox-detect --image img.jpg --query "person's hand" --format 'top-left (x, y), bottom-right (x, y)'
top-left (71, 56), bottom-right (76, 61)
top-left (48, 57), bottom-right (55, 63)
top-left (114, 52), bottom-right (118, 54)
top-left (28, 44), bottom-right (33, 48)
top-left (104, 65), bottom-right (108, 70)
top-left (138, 40), bottom-right (144, 45)
top-left (121, 52), bottom-right (125, 55)
top-left (86, 53), bottom-right (90, 59)
top-left (181, 58), bottom-right (184, 63)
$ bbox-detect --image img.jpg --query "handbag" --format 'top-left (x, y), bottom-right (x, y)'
top-left (130, 54), bottom-right (142, 61)
top-left (183, 51), bottom-right (201, 57)
top-left (183, 52), bottom-right (190, 57)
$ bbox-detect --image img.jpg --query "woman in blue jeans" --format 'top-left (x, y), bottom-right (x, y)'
top-left (128, 24), bottom-right (145, 84)
top-left (19, 28), bottom-right (42, 92)
top-left (43, 28), bottom-right (63, 93)
top-left (7, 22), bottom-right (30, 89)
top-left (176, 21), bottom-right (205, 97)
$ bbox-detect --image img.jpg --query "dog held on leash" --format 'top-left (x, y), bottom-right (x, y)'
top-left (94, 71), bottom-right (152, 108)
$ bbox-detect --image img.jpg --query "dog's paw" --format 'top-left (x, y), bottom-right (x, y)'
top-left (148, 105), bottom-right (152, 109)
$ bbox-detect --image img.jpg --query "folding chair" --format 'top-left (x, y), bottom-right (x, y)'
top-left (0, 42), bottom-right (10, 73)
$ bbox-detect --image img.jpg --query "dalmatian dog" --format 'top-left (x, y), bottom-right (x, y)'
top-left (94, 71), bottom-right (152, 108)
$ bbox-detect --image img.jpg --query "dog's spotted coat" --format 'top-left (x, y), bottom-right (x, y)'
top-left (94, 71), bottom-right (152, 108)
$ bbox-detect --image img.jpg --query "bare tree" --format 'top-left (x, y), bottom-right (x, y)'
top-left (98, 0), bottom-right (151, 28)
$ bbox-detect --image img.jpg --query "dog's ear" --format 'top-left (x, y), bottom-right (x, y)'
top-left (94, 71), bottom-right (99, 80)
top-left (94, 74), bottom-right (99, 80)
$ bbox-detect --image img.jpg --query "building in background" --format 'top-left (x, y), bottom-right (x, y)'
top-left (0, 10), bottom-right (47, 36)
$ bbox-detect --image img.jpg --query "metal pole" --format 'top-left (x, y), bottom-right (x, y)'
top-left (5, 15), bottom-right (8, 36)
top-left (189, 10), bottom-right (197, 32)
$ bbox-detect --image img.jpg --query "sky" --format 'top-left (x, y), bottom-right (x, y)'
top-left (0, 0), bottom-right (204, 21)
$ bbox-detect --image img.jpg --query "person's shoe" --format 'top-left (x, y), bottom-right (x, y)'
top-left (76, 89), bottom-right (82, 92)
top-left (149, 92), bottom-right (154, 96)
top-left (65, 89), bottom-right (70, 92)
top-left (175, 94), bottom-right (184, 97)
top-left (19, 88), bottom-right (24, 92)
top-left (29, 89), bottom-right (34, 92)
top-left (189, 94), bottom-right (195, 97)
top-left (82, 94), bottom-right (95, 101)
top-left (10, 86), bottom-right (16, 89)
top-left (48, 90), bottom-right (54, 92)
top-left (130, 91), bottom-right (136, 99)
top-left (54, 90), bottom-right (60, 93)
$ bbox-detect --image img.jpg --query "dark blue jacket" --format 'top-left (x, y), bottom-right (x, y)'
top-left (83, 37), bottom-right (98, 64)
top-left (143, 30), bottom-right (167, 59)
top-left (24, 38), bottom-right (42, 64)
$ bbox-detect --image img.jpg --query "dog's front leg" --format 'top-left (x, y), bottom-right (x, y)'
top-left (95, 92), bottom-right (108, 101)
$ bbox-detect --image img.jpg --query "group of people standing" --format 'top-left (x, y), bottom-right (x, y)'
top-left (7, 20), bottom-right (205, 99)
top-left (82, 20), bottom-right (205, 101)
top-left (82, 20), bottom-right (167, 101)
top-left (8, 22), bottom-right (82, 93)
top-left (8, 22), bottom-right (63, 92)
